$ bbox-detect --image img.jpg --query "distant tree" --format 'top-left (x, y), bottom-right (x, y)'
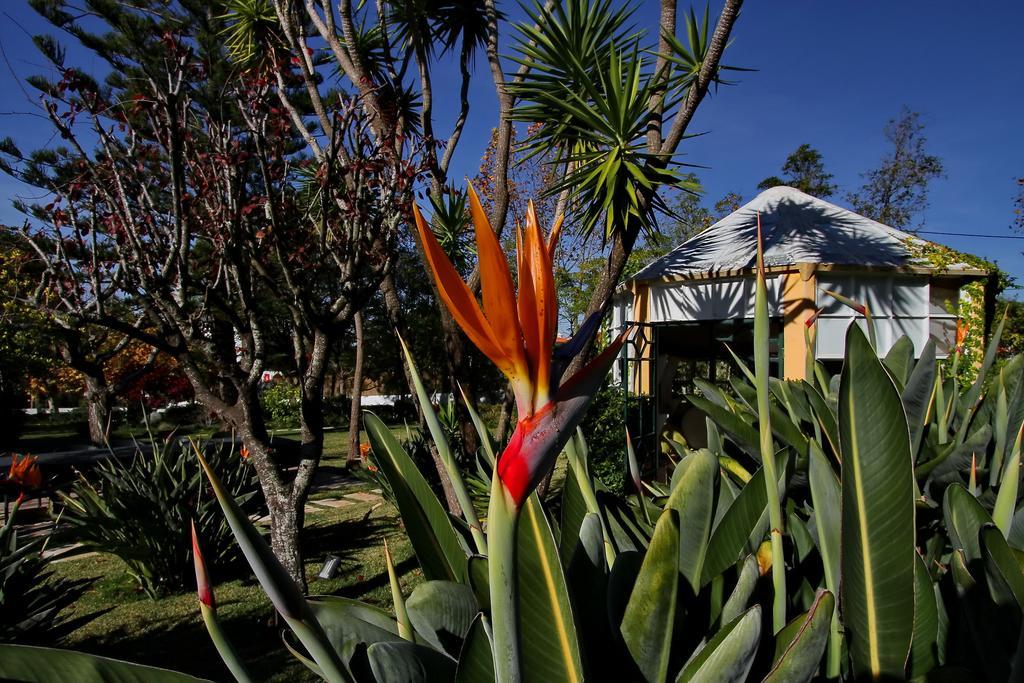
top-left (847, 109), bottom-right (945, 230)
top-left (757, 144), bottom-right (836, 198)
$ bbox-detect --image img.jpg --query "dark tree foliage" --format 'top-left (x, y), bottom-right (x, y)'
top-left (757, 143), bottom-right (837, 198)
top-left (847, 108), bottom-right (945, 230)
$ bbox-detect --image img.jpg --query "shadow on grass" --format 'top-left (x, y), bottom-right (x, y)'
top-left (64, 603), bottom-right (313, 683)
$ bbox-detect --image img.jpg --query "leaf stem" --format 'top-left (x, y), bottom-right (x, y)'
top-left (488, 472), bottom-right (522, 683)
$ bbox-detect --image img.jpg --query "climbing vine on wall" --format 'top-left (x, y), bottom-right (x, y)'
top-left (901, 237), bottom-right (1003, 385)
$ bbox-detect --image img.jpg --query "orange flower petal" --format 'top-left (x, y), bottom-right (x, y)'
top-left (467, 185), bottom-right (528, 378)
top-left (413, 204), bottom-right (506, 367)
top-left (524, 202), bottom-right (556, 407)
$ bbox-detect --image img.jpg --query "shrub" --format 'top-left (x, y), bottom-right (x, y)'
top-left (580, 381), bottom-right (628, 494)
top-left (56, 436), bottom-right (261, 599)
top-left (0, 504), bottom-right (93, 643)
top-left (259, 382), bottom-right (301, 427)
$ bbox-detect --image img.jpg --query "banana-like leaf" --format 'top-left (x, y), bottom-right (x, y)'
top-left (516, 494), bottom-right (585, 683)
top-left (807, 439), bottom-right (843, 677)
top-left (466, 555), bottom-right (490, 613)
top-left (908, 554), bottom-right (939, 678)
top-left (720, 554), bottom-right (759, 626)
top-left (364, 412), bottom-right (468, 581)
top-left (306, 596), bottom-right (403, 666)
top-left (606, 550), bottom-right (644, 635)
top-left (701, 466), bottom-right (768, 585)
top-left (763, 590), bottom-right (835, 683)
top-left (568, 513), bottom-right (614, 680)
top-left (559, 458), bottom-right (591, 565)
top-left (993, 424), bottom-right (1023, 536)
top-left (365, 641), bottom-right (457, 682)
top-left (665, 449), bottom-right (717, 591)
top-left (455, 613), bottom-right (495, 683)
top-left (621, 509), bottom-right (680, 683)
top-left (902, 340), bottom-right (936, 459)
top-left (406, 581), bottom-right (479, 658)
top-left (808, 442), bottom-right (840, 601)
top-left (944, 483), bottom-right (993, 563)
top-left (686, 394), bottom-right (760, 459)
top-left (838, 323), bottom-right (915, 680)
top-left (802, 380), bottom-right (839, 455)
top-left (0, 645), bottom-right (211, 682)
top-left (981, 524), bottom-right (1024, 611)
top-left (674, 606), bottom-right (761, 683)
top-left (949, 547), bottom-right (1019, 681)
top-left (883, 335), bottom-right (915, 389)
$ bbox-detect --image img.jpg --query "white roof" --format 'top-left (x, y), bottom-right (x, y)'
top-left (629, 186), bottom-right (983, 283)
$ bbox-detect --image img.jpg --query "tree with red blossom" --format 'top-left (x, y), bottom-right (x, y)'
top-left (1, 1), bottom-right (419, 586)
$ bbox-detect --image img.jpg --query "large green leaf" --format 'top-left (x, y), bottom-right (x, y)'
top-left (980, 524), bottom-right (1024, 611)
top-left (763, 590), bottom-right (835, 683)
top-left (808, 442), bottom-right (840, 602)
top-left (405, 581), bottom-right (479, 657)
top-left (802, 381), bottom-right (839, 455)
top-left (838, 323), bottom-right (915, 680)
top-left (0, 645), bottom-right (211, 682)
top-left (720, 554), bottom-right (759, 626)
top-left (567, 513), bottom-right (613, 679)
top-left (674, 606), bottom-right (761, 683)
top-left (365, 641), bottom-right (457, 682)
top-left (907, 554), bottom-right (939, 678)
top-left (621, 509), bottom-right (680, 683)
top-left (455, 614), bottom-right (495, 683)
top-left (944, 483), bottom-right (993, 563)
top-left (306, 596), bottom-right (402, 665)
top-left (665, 449), bottom-right (717, 591)
top-left (807, 440), bottom-right (842, 677)
top-left (883, 335), bottom-right (915, 388)
top-left (701, 455), bottom-right (787, 585)
top-left (686, 394), bottom-right (760, 458)
top-left (902, 339), bottom-right (936, 458)
top-left (516, 494), bottom-right (585, 683)
top-left (559, 464), bottom-right (590, 565)
top-left (364, 412), bottom-right (468, 581)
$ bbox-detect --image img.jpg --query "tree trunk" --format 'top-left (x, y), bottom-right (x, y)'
top-left (347, 311), bottom-right (365, 462)
top-left (83, 373), bottom-right (112, 447)
top-left (267, 493), bottom-right (304, 589)
top-left (380, 273), bottom-right (423, 423)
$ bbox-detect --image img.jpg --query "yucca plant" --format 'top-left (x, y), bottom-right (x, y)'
top-left (56, 434), bottom-right (260, 599)
top-left (0, 494), bottom-right (94, 645)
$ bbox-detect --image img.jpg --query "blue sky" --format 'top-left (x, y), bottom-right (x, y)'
top-left (1, 1), bottom-right (1022, 290)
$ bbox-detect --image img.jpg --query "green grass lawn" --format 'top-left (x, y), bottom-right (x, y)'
top-left (47, 493), bottom-right (419, 682)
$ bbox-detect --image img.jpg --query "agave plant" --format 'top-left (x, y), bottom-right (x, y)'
top-left (0, 495), bottom-right (94, 644)
top-left (56, 434), bottom-right (261, 599)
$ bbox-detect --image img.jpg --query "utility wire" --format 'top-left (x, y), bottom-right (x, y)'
top-left (917, 230), bottom-right (1024, 240)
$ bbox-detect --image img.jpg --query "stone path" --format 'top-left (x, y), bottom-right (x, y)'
top-left (254, 489), bottom-right (384, 525)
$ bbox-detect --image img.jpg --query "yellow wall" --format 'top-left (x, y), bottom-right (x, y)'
top-left (781, 266), bottom-right (817, 380)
